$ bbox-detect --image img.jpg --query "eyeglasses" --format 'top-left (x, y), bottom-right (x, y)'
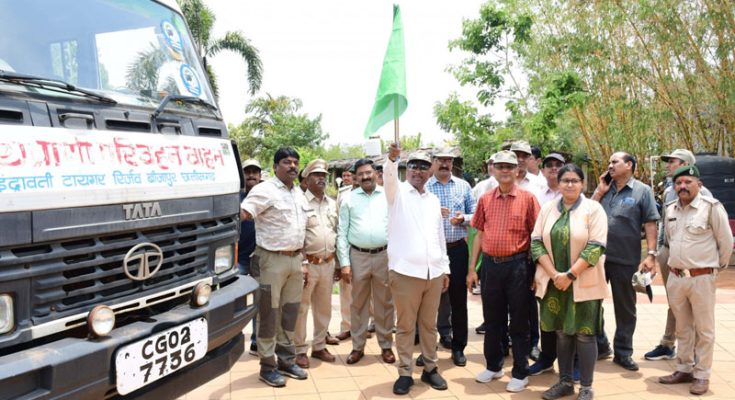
top-left (560, 178), bottom-right (582, 185)
top-left (407, 163), bottom-right (431, 171)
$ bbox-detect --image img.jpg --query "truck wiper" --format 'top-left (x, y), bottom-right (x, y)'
top-left (153, 94), bottom-right (219, 119)
top-left (0, 70), bottom-right (117, 104)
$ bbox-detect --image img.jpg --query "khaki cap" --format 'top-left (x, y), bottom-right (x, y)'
top-left (510, 140), bottom-right (532, 155)
top-left (301, 159), bottom-right (328, 178)
top-left (242, 159), bottom-right (262, 170)
top-left (432, 148), bottom-right (455, 158)
top-left (661, 149), bottom-right (696, 166)
top-left (407, 151), bottom-right (432, 164)
top-left (493, 150), bottom-right (518, 165)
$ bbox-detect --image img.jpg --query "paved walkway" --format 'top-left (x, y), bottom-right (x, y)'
top-left (184, 271), bottom-right (735, 399)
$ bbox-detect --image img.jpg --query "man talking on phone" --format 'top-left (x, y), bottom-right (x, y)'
top-left (591, 152), bottom-right (660, 371)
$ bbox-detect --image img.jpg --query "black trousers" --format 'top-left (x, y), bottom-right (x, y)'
top-left (438, 243), bottom-right (469, 351)
top-left (480, 254), bottom-right (529, 379)
top-left (596, 261), bottom-right (638, 358)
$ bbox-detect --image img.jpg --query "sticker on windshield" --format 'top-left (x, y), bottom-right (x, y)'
top-left (161, 20), bottom-right (183, 58)
top-left (179, 64), bottom-right (201, 97)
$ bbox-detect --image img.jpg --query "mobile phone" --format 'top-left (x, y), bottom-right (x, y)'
top-left (603, 172), bottom-right (612, 184)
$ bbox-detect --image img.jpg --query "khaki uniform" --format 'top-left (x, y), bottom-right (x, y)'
top-left (664, 194), bottom-right (733, 379)
top-left (241, 177), bottom-right (308, 372)
top-left (295, 190), bottom-right (338, 354)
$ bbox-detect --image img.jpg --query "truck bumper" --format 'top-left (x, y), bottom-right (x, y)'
top-left (0, 275), bottom-right (258, 400)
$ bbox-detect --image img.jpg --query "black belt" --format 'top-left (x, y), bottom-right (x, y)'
top-left (483, 252), bottom-right (528, 264)
top-left (350, 244), bottom-right (387, 254)
top-left (446, 239), bottom-right (466, 249)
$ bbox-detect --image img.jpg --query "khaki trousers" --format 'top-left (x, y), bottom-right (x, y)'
top-left (295, 259), bottom-right (335, 354)
top-left (657, 246), bottom-right (677, 347)
top-left (390, 270), bottom-right (445, 377)
top-left (350, 248), bottom-right (394, 351)
top-left (251, 247), bottom-right (304, 372)
top-left (667, 271), bottom-right (717, 379)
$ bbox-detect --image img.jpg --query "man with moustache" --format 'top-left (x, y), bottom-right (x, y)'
top-left (645, 149), bottom-right (711, 361)
top-left (467, 150), bottom-right (540, 393)
top-left (238, 159), bottom-right (262, 356)
top-left (428, 149), bottom-right (476, 366)
top-left (591, 152), bottom-right (659, 371)
top-left (657, 166), bottom-right (732, 395)
top-left (241, 147), bottom-right (309, 387)
top-left (385, 144), bottom-right (450, 395)
top-left (337, 159), bottom-right (395, 365)
top-left (294, 160), bottom-right (339, 368)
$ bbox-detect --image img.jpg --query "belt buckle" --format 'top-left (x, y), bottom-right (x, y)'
top-left (683, 269), bottom-right (691, 278)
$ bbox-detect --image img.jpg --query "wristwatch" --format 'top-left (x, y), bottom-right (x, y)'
top-left (647, 250), bottom-right (658, 257)
top-left (566, 271), bottom-right (577, 281)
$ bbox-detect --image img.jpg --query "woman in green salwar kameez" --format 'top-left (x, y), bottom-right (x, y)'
top-left (531, 164), bottom-right (608, 400)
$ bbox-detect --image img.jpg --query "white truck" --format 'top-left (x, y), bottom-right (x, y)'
top-left (0, 1), bottom-right (258, 398)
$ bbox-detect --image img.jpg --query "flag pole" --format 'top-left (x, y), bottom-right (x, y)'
top-left (394, 94), bottom-right (400, 144)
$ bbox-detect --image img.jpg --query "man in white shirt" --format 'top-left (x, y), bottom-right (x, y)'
top-left (384, 143), bottom-right (450, 395)
top-left (472, 153), bottom-right (497, 199)
top-left (537, 153), bottom-right (565, 207)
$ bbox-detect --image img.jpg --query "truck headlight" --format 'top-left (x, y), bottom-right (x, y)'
top-left (214, 245), bottom-right (234, 274)
top-left (0, 294), bottom-right (14, 334)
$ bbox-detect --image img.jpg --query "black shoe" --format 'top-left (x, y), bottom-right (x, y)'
top-left (421, 368), bottom-right (448, 390)
top-left (277, 364), bottom-right (308, 379)
top-left (439, 335), bottom-right (452, 350)
top-left (393, 376), bottom-right (414, 395)
top-left (475, 323), bottom-right (486, 335)
top-left (613, 356), bottom-right (639, 371)
top-left (451, 350), bottom-right (467, 366)
top-left (597, 346), bottom-right (612, 360)
top-left (249, 342), bottom-right (258, 356)
top-left (415, 354), bottom-right (425, 367)
top-left (259, 370), bottom-right (286, 387)
top-left (368, 323), bottom-right (376, 333)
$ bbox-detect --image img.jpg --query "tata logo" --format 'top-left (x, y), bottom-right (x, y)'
top-left (123, 202), bottom-right (162, 220)
top-left (123, 243), bottom-right (164, 281)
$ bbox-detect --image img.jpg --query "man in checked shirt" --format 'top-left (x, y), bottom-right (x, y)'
top-left (467, 150), bottom-right (540, 393)
top-left (427, 148), bottom-right (475, 367)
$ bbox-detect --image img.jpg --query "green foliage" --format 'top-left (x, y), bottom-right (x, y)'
top-left (440, 0), bottom-right (735, 178)
top-left (229, 94), bottom-right (328, 168)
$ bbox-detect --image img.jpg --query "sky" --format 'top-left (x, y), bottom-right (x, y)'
top-left (205, 0), bottom-right (501, 147)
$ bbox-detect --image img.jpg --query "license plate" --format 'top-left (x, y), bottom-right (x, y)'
top-left (115, 318), bottom-right (208, 395)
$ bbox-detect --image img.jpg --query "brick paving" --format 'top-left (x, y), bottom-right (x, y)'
top-left (184, 270), bottom-right (735, 399)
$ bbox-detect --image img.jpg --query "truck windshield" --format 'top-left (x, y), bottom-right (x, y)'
top-left (0, 0), bottom-right (216, 112)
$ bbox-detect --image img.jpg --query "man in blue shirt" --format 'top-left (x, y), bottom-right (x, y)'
top-left (427, 149), bottom-right (475, 366)
top-left (592, 152), bottom-right (660, 371)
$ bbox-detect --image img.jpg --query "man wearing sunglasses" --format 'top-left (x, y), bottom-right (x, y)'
top-left (384, 143), bottom-right (450, 395)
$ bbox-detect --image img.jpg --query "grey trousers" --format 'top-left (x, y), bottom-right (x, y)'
top-left (251, 247), bottom-right (304, 372)
top-left (557, 332), bottom-right (597, 387)
top-left (349, 248), bottom-right (394, 351)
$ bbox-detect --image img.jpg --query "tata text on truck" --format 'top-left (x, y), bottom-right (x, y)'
top-left (0, 1), bottom-right (258, 398)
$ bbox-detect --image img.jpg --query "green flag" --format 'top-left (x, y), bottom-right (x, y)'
top-left (364, 4), bottom-right (407, 138)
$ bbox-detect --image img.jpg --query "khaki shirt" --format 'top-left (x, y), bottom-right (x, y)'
top-left (304, 190), bottom-right (338, 258)
top-left (241, 177), bottom-right (307, 252)
top-left (665, 194), bottom-right (733, 269)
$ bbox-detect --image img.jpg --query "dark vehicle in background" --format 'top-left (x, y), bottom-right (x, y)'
top-left (696, 154), bottom-right (735, 266)
top-left (0, 1), bottom-right (257, 398)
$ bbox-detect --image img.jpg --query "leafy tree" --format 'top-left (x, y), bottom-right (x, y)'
top-left (229, 94), bottom-right (328, 167)
top-left (440, 0), bottom-right (735, 178)
top-left (178, 0), bottom-right (262, 97)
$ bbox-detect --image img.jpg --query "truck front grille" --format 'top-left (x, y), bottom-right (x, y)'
top-left (0, 216), bottom-right (237, 324)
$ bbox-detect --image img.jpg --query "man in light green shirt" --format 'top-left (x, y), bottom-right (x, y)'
top-left (337, 158), bottom-right (395, 365)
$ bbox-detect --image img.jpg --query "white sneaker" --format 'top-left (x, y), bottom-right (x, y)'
top-left (475, 369), bottom-right (503, 383)
top-left (472, 286), bottom-right (481, 295)
top-left (506, 377), bottom-right (529, 392)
